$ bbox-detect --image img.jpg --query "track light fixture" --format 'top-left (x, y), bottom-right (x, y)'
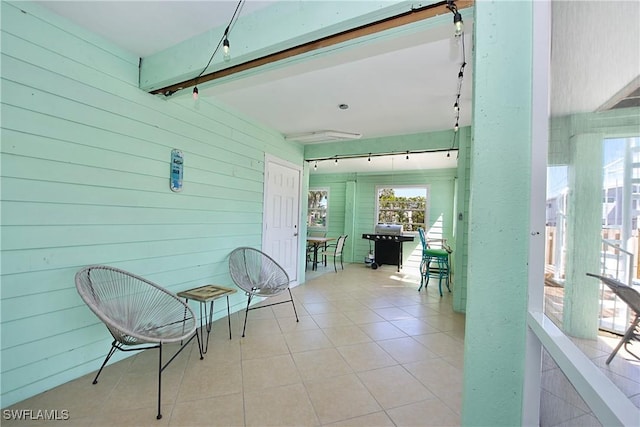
top-left (307, 148), bottom-right (457, 166)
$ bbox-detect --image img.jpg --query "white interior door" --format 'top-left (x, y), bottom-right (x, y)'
top-left (262, 155), bottom-right (301, 282)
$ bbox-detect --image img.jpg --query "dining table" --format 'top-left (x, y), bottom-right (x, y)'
top-left (306, 236), bottom-right (335, 271)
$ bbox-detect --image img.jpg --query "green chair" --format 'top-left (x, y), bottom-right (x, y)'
top-left (418, 228), bottom-right (451, 296)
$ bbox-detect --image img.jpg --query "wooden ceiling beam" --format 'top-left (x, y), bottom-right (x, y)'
top-left (150, 0), bottom-right (473, 96)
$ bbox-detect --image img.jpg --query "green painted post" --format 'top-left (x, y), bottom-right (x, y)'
top-left (563, 133), bottom-right (603, 339)
top-left (462, 1), bottom-right (533, 425)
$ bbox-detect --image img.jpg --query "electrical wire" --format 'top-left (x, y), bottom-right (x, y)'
top-left (194, 0), bottom-right (245, 85)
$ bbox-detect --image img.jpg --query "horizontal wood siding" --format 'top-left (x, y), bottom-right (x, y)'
top-left (310, 169), bottom-right (456, 264)
top-left (0, 1), bottom-right (303, 407)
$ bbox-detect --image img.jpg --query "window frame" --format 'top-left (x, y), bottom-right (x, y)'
top-left (307, 187), bottom-right (329, 231)
top-left (374, 184), bottom-right (429, 234)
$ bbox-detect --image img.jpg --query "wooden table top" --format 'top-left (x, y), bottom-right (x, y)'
top-left (177, 284), bottom-right (237, 302)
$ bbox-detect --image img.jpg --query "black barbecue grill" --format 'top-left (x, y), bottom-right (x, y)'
top-left (362, 224), bottom-right (414, 271)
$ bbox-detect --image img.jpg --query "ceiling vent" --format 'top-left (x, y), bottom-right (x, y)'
top-left (284, 130), bottom-right (363, 144)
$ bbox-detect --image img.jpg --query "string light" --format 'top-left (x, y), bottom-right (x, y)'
top-left (176, 0), bottom-right (244, 98)
top-left (222, 29), bottom-right (231, 62)
top-left (447, 0), bottom-right (466, 153)
top-left (447, 0), bottom-right (464, 37)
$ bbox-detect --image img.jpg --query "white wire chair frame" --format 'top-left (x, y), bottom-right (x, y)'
top-left (228, 247), bottom-right (299, 337)
top-left (75, 265), bottom-right (202, 420)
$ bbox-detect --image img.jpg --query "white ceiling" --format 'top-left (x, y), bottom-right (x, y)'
top-left (36, 1), bottom-right (472, 168)
top-left (34, 1), bottom-right (638, 175)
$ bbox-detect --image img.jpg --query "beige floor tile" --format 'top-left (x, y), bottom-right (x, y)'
top-left (305, 374), bottom-right (381, 425)
top-left (283, 329), bottom-right (334, 353)
top-left (342, 309), bottom-right (386, 325)
top-left (336, 342), bottom-right (397, 372)
top-left (291, 348), bottom-right (353, 381)
top-left (404, 358), bottom-right (463, 389)
top-left (304, 301), bottom-right (341, 315)
top-left (358, 321), bottom-right (408, 341)
top-left (386, 399), bottom-right (460, 426)
top-left (411, 332), bottom-right (463, 358)
top-left (240, 333), bottom-right (290, 360)
top-left (322, 325), bottom-right (373, 347)
top-left (311, 312), bottom-right (355, 329)
top-left (324, 411), bottom-right (395, 427)
top-left (357, 365), bottom-right (436, 409)
top-left (372, 307), bottom-right (414, 321)
top-left (376, 336), bottom-right (438, 364)
top-left (241, 354), bottom-right (302, 391)
top-left (176, 360), bottom-right (242, 402)
top-left (244, 383), bottom-right (319, 427)
top-left (330, 298), bottom-right (367, 311)
top-left (276, 314), bottom-right (319, 333)
top-left (390, 318), bottom-right (439, 336)
top-left (92, 405), bottom-right (171, 426)
top-left (169, 392), bottom-right (244, 427)
top-left (241, 317), bottom-right (283, 336)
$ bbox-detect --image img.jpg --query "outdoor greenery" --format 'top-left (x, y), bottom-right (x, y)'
top-left (378, 188), bottom-right (427, 231)
top-left (308, 189), bottom-right (328, 228)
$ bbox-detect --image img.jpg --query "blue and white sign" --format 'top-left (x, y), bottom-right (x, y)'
top-left (170, 149), bottom-right (184, 192)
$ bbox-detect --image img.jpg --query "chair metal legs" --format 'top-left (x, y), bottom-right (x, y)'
top-left (241, 289), bottom-right (299, 337)
top-left (418, 255), bottom-right (450, 296)
top-left (606, 314), bottom-right (640, 365)
top-left (91, 333), bottom-right (201, 420)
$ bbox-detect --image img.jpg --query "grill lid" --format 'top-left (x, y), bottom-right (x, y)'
top-left (374, 223), bottom-right (403, 235)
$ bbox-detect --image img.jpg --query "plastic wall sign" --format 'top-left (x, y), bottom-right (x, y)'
top-left (170, 149), bottom-right (184, 192)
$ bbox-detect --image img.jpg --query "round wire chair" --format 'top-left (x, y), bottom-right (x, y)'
top-left (75, 265), bottom-right (200, 419)
top-left (228, 247), bottom-right (299, 336)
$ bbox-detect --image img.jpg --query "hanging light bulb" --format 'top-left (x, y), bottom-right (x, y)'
top-left (314, 161), bottom-right (318, 170)
top-left (453, 102), bottom-right (459, 112)
top-left (406, 151), bottom-right (410, 160)
top-left (368, 153), bottom-right (371, 162)
top-left (192, 86), bottom-right (199, 100)
top-left (334, 158), bottom-right (338, 165)
top-left (223, 37), bottom-right (231, 62)
top-left (453, 11), bottom-right (463, 36)
top-left (454, 122), bottom-right (459, 132)
top-left (447, 151), bottom-right (451, 158)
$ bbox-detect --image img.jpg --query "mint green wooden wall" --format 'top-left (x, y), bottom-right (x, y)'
top-left (0, 1), bottom-right (303, 407)
top-left (307, 128), bottom-right (471, 309)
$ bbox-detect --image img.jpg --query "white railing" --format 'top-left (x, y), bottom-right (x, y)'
top-left (599, 239), bottom-right (635, 334)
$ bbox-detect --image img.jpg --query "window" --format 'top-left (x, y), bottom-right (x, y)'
top-left (307, 188), bottom-right (328, 229)
top-left (376, 185), bottom-right (428, 232)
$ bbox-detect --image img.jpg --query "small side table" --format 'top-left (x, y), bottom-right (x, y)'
top-left (177, 285), bottom-right (237, 355)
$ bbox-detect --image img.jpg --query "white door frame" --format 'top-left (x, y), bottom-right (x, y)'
top-left (262, 154), bottom-right (302, 284)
